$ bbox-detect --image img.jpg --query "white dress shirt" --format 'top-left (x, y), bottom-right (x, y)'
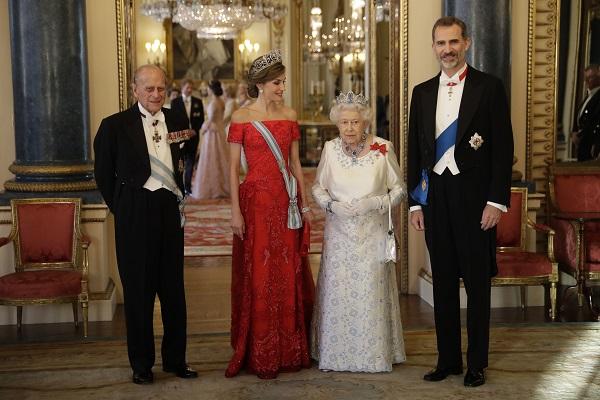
top-left (578, 86), bottom-right (600, 126)
top-left (182, 95), bottom-right (192, 116)
top-left (138, 103), bottom-right (175, 192)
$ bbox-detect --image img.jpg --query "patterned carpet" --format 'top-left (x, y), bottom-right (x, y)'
top-left (0, 325), bottom-right (598, 399)
top-left (184, 168), bottom-right (324, 256)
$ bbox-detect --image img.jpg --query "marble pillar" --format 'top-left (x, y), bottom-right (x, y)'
top-left (3, 0), bottom-right (98, 202)
top-left (444, 0), bottom-right (511, 94)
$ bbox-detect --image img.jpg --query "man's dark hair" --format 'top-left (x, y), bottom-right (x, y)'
top-left (432, 16), bottom-right (468, 41)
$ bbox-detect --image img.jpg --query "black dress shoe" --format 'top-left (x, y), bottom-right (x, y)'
top-left (423, 366), bottom-right (463, 381)
top-left (132, 371), bottom-right (154, 385)
top-left (163, 364), bottom-right (198, 379)
top-left (464, 369), bottom-right (485, 387)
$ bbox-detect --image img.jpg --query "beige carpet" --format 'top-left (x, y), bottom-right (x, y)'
top-left (0, 325), bottom-right (598, 400)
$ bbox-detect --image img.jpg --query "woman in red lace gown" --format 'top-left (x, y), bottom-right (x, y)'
top-left (226, 50), bottom-right (315, 379)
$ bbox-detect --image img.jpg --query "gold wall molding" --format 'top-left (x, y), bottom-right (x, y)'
top-left (526, 0), bottom-right (560, 217)
top-left (390, 0), bottom-right (409, 294)
top-left (8, 163), bottom-right (93, 176)
top-left (116, 0), bottom-right (135, 111)
top-left (290, 0), bottom-right (303, 116)
top-left (3, 180), bottom-right (97, 192)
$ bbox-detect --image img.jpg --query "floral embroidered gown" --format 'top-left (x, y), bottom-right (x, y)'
top-left (311, 137), bottom-right (407, 372)
top-left (226, 120), bottom-right (314, 379)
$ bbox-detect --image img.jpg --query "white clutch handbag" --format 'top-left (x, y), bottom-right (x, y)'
top-left (385, 194), bottom-right (397, 263)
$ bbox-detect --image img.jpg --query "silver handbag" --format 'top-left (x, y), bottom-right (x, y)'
top-left (385, 194), bottom-right (397, 263)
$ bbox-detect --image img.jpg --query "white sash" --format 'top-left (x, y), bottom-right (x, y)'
top-left (251, 121), bottom-right (302, 229)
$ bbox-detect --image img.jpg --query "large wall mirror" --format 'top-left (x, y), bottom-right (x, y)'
top-left (116, 0), bottom-right (410, 292)
top-left (556, 0), bottom-right (600, 162)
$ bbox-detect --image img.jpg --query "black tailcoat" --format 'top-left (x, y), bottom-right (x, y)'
top-left (575, 90), bottom-right (600, 161)
top-left (170, 95), bottom-right (205, 192)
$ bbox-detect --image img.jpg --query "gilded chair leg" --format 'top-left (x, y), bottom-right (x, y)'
top-left (72, 302), bottom-right (79, 328)
top-left (520, 286), bottom-right (527, 312)
top-left (550, 282), bottom-right (558, 321)
top-left (82, 301), bottom-right (88, 338)
top-left (17, 306), bottom-right (23, 331)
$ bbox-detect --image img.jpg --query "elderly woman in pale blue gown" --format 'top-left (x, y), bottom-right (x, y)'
top-left (311, 91), bottom-right (406, 372)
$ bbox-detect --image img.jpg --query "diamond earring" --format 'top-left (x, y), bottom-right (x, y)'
top-left (259, 89), bottom-right (264, 93)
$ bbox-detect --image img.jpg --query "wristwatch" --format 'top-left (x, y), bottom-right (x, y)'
top-left (301, 207), bottom-right (311, 214)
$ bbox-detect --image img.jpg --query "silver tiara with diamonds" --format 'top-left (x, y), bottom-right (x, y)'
top-left (335, 91), bottom-right (368, 106)
top-left (248, 49), bottom-right (283, 76)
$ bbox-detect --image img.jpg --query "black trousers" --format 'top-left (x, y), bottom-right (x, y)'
top-left (183, 152), bottom-right (195, 194)
top-left (183, 135), bottom-right (199, 193)
top-left (423, 170), bottom-right (493, 371)
top-left (114, 187), bottom-right (187, 373)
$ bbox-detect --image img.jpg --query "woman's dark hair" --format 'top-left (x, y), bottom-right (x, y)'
top-left (247, 62), bottom-right (286, 98)
top-left (209, 79), bottom-right (223, 96)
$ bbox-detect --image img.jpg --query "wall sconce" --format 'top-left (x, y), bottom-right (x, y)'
top-left (238, 39), bottom-right (260, 75)
top-left (145, 39), bottom-right (166, 67)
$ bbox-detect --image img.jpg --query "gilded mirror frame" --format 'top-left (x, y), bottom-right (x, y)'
top-left (526, 0), bottom-right (560, 220)
top-left (115, 0), bottom-right (559, 294)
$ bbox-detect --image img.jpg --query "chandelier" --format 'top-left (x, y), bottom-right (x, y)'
top-left (303, 0), bottom-right (366, 63)
top-left (141, 0), bottom-right (288, 40)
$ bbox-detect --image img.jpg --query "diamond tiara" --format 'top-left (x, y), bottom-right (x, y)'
top-left (335, 91), bottom-right (368, 106)
top-left (248, 49), bottom-right (283, 76)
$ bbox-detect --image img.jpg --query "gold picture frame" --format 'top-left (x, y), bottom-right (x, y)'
top-left (164, 20), bottom-right (240, 82)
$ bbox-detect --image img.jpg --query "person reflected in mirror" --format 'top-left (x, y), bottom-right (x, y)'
top-left (164, 86), bottom-right (181, 109)
top-left (572, 64), bottom-right (600, 161)
top-left (226, 49), bottom-right (314, 379)
top-left (191, 79), bottom-right (230, 199)
top-left (93, 65), bottom-right (198, 385)
top-left (170, 79), bottom-right (204, 195)
top-left (234, 81), bottom-right (252, 172)
top-left (407, 17), bottom-right (513, 388)
top-left (310, 91), bottom-right (407, 372)
top-left (198, 80), bottom-right (210, 109)
top-left (223, 83), bottom-right (240, 129)
top-left (236, 80), bottom-right (253, 108)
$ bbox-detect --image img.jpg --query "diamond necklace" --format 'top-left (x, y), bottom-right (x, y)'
top-left (342, 138), bottom-right (366, 163)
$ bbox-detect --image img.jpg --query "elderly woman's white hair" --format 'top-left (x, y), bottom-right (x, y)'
top-left (329, 101), bottom-right (371, 124)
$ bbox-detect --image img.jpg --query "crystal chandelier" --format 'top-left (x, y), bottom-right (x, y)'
top-left (141, 0), bottom-right (287, 40)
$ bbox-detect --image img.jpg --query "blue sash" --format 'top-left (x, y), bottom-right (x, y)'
top-left (409, 119), bottom-right (458, 205)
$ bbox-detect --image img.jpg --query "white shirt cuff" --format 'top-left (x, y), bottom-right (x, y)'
top-left (409, 205), bottom-right (422, 213)
top-left (487, 201), bottom-right (507, 212)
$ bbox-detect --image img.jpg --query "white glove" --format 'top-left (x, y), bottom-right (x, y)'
top-left (330, 201), bottom-right (355, 218)
top-left (350, 197), bottom-right (381, 216)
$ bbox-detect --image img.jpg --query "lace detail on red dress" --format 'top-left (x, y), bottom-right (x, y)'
top-left (226, 120), bottom-right (314, 379)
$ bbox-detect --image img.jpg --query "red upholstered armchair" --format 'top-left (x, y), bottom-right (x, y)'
top-left (548, 162), bottom-right (600, 314)
top-left (494, 187), bottom-right (559, 321)
top-left (0, 198), bottom-right (90, 337)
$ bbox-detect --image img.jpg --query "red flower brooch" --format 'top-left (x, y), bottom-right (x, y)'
top-left (370, 142), bottom-right (387, 155)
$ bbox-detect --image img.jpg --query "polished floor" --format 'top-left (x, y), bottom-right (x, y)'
top-left (0, 254), bottom-right (594, 344)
